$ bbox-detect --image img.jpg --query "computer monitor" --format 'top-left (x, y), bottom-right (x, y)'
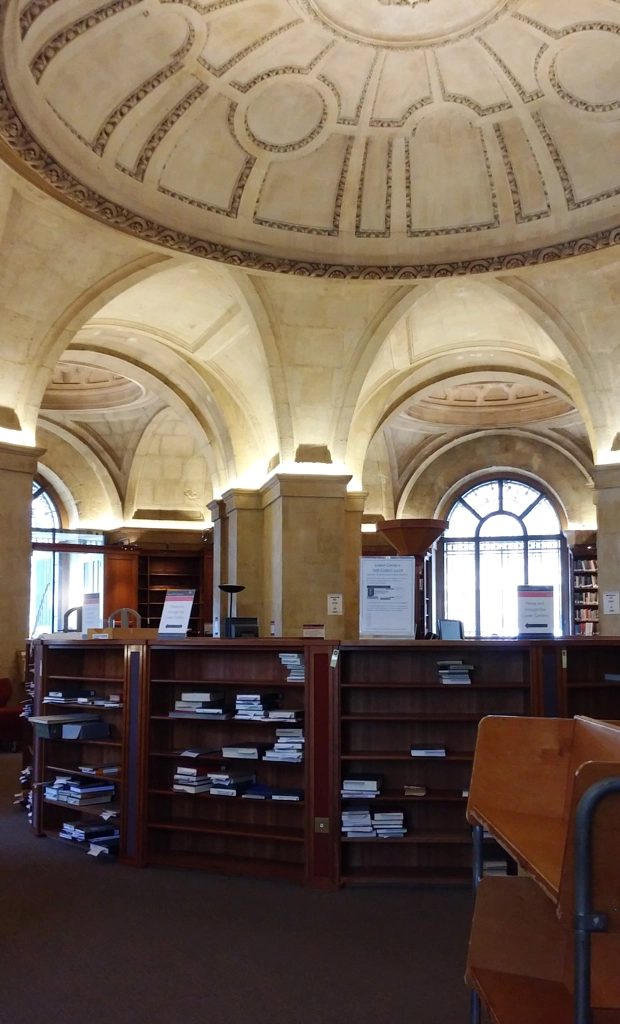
top-left (438, 619), bottom-right (465, 640)
top-left (223, 616), bottom-right (259, 638)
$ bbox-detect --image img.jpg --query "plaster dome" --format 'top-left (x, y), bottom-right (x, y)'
top-left (3, 0), bottom-right (620, 277)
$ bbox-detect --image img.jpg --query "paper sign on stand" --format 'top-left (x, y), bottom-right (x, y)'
top-left (157, 589), bottom-right (196, 639)
top-left (517, 585), bottom-right (554, 637)
top-left (603, 591), bottom-right (620, 615)
top-left (82, 593), bottom-right (101, 638)
top-left (359, 557), bottom-right (416, 638)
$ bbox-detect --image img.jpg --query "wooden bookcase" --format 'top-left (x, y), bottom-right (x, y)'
top-left (336, 640), bottom-right (536, 886)
top-left (138, 553), bottom-right (207, 635)
top-left (572, 543), bottom-right (598, 636)
top-left (556, 638), bottom-right (620, 722)
top-left (32, 640), bottom-right (144, 865)
top-left (143, 639), bottom-right (336, 886)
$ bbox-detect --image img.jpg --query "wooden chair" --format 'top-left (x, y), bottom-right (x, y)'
top-left (465, 716), bottom-right (620, 1023)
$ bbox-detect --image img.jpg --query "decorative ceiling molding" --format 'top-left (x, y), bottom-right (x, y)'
top-left (4, 0), bottom-right (620, 277)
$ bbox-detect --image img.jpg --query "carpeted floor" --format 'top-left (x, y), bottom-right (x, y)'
top-left (0, 753), bottom-right (473, 1024)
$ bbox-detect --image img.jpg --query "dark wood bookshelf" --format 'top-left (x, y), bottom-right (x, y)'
top-left (32, 639), bottom-right (143, 866)
top-left (138, 553), bottom-right (207, 636)
top-left (337, 641), bottom-right (536, 886)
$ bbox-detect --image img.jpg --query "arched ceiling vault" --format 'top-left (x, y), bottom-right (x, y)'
top-left (5, 0), bottom-right (620, 277)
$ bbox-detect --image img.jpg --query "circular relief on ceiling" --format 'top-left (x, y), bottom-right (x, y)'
top-left (42, 363), bottom-right (144, 411)
top-left (403, 377), bottom-right (573, 426)
top-left (552, 32), bottom-right (620, 112)
top-left (245, 80), bottom-right (327, 152)
top-left (307, 0), bottom-right (509, 45)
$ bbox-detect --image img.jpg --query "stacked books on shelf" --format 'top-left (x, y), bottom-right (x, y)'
top-left (342, 805), bottom-right (375, 837)
top-left (173, 766), bottom-right (212, 793)
top-left (208, 770), bottom-right (257, 796)
top-left (45, 776), bottom-right (115, 805)
top-left (404, 784), bottom-right (427, 797)
top-left (78, 762), bottom-right (121, 775)
top-left (243, 783), bottom-right (303, 801)
top-left (341, 773), bottom-right (383, 799)
top-left (59, 821), bottom-right (120, 849)
top-left (43, 687), bottom-right (96, 705)
top-left (437, 661), bottom-right (472, 685)
top-left (171, 691), bottom-right (230, 718)
top-left (173, 765), bottom-right (258, 796)
top-left (372, 810), bottom-right (406, 838)
top-left (278, 652), bottom-right (305, 681)
top-left (411, 746), bottom-right (446, 758)
top-left (263, 728), bottom-right (304, 762)
top-left (221, 744), bottom-right (267, 759)
top-left (235, 692), bottom-right (281, 720)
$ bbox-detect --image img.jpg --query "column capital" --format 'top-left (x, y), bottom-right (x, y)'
top-left (206, 498), bottom-right (226, 523)
top-left (221, 488), bottom-right (262, 514)
top-left (592, 464), bottom-right (620, 491)
top-left (260, 472), bottom-right (352, 507)
top-left (0, 441), bottom-right (46, 475)
top-left (345, 490), bottom-right (368, 514)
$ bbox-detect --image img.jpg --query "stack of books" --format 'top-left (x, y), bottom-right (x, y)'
top-left (43, 687), bottom-right (96, 705)
top-left (76, 693), bottom-right (123, 708)
top-left (45, 777), bottom-right (115, 805)
top-left (404, 784), bottom-right (427, 797)
top-left (410, 746), bottom-right (446, 758)
top-left (242, 783), bottom-right (304, 801)
top-left (59, 821), bottom-right (120, 844)
top-left (221, 744), bottom-right (267, 759)
top-left (341, 806), bottom-right (375, 837)
top-left (207, 770), bottom-right (256, 796)
top-left (437, 661), bottom-right (473, 685)
top-left (484, 857), bottom-right (508, 876)
top-left (263, 729), bottom-right (304, 762)
top-left (278, 653), bottom-right (305, 682)
top-left (234, 693), bottom-right (281, 720)
top-left (78, 762), bottom-right (121, 776)
top-left (372, 810), bottom-right (406, 838)
top-left (266, 708), bottom-right (303, 721)
top-left (171, 691), bottom-right (229, 718)
top-left (341, 774), bottom-right (383, 799)
top-left (173, 766), bottom-right (212, 793)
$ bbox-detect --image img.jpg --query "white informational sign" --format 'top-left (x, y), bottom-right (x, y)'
top-left (327, 594), bottom-right (343, 616)
top-left (158, 589), bottom-right (196, 638)
top-left (517, 585), bottom-right (554, 636)
top-left (603, 591), bottom-right (620, 615)
top-left (359, 557), bottom-right (416, 638)
top-left (82, 593), bottom-right (101, 638)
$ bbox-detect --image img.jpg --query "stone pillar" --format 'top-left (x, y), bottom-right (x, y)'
top-left (222, 488), bottom-right (264, 629)
top-left (207, 498), bottom-right (228, 638)
top-left (592, 466), bottom-right (620, 636)
top-left (344, 492), bottom-right (367, 640)
top-left (0, 442), bottom-right (45, 691)
top-left (261, 473), bottom-right (361, 640)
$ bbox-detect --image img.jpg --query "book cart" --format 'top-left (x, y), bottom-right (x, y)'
top-left (31, 640), bottom-right (144, 864)
top-left (143, 639), bottom-right (336, 887)
top-left (336, 641), bottom-right (538, 886)
top-left (467, 716), bottom-right (620, 1024)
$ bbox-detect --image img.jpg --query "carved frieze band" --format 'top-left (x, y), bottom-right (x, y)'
top-left (549, 56), bottom-right (620, 113)
top-left (355, 137), bottom-right (392, 238)
top-left (253, 136), bottom-right (353, 235)
top-left (532, 110), bottom-right (620, 210)
top-left (30, 0), bottom-right (145, 83)
top-left (92, 23), bottom-right (195, 156)
top-left (493, 122), bottom-right (550, 224)
top-left (198, 20), bottom-right (302, 78)
top-left (20, 0), bottom-right (64, 38)
top-left (121, 79), bottom-right (208, 181)
top-left (434, 52), bottom-right (512, 117)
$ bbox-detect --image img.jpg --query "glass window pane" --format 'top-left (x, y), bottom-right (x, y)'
top-left (502, 481), bottom-right (539, 516)
top-left (31, 489), bottom-right (60, 529)
top-left (523, 497), bottom-right (561, 536)
top-left (479, 514), bottom-right (524, 538)
top-left (445, 502), bottom-right (479, 538)
top-left (528, 540), bottom-right (563, 635)
top-left (461, 481), bottom-right (500, 516)
top-left (443, 541), bottom-right (476, 637)
top-left (479, 540), bottom-right (525, 636)
top-left (30, 550), bottom-right (54, 636)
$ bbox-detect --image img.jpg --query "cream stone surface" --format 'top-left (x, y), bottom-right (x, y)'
top-left (5, 13), bottom-right (620, 638)
top-left (592, 466), bottom-right (620, 637)
top-left (0, 442), bottom-right (45, 687)
top-left (5, 0), bottom-right (620, 274)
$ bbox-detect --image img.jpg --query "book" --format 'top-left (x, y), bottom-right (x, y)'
top-left (410, 748), bottom-right (446, 757)
top-left (604, 674), bottom-right (620, 682)
top-left (209, 782), bottom-right (254, 797)
top-left (78, 763), bottom-right (121, 775)
top-left (175, 766), bottom-right (211, 777)
top-left (221, 745), bottom-right (267, 759)
top-left (173, 783), bottom-right (212, 794)
top-left (177, 747), bottom-right (221, 758)
top-left (404, 785), bottom-right (427, 797)
top-left (180, 692), bottom-right (226, 702)
top-left (207, 771), bottom-right (256, 785)
top-left (65, 793), bottom-right (114, 805)
top-left (342, 774), bottom-right (383, 792)
top-left (169, 710), bottom-right (233, 719)
top-left (62, 721), bottom-right (111, 740)
top-left (272, 789), bottom-right (303, 801)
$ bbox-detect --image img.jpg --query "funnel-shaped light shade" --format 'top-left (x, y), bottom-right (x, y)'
top-left (218, 584), bottom-right (246, 594)
top-left (376, 519), bottom-right (449, 557)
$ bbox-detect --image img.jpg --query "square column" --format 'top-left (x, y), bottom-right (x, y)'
top-left (0, 442), bottom-right (45, 686)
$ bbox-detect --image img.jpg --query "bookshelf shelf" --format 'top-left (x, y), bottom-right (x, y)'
top-left (147, 849), bottom-right (305, 883)
top-left (47, 675), bottom-right (125, 684)
top-left (149, 787), bottom-right (304, 805)
top-left (46, 764), bottom-right (123, 782)
top-left (337, 641), bottom-right (535, 886)
top-left (147, 819), bottom-right (304, 842)
top-left (43, 798), bottom-right (122, 818)
top-left (572, 545), bottom-right (598, 636)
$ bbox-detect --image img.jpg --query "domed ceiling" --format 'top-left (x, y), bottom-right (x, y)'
top-left (3, 0), bottom-right (620, 276)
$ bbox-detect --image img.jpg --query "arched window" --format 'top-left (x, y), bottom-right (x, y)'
top-left (31, 481), bottom-right (60, 531)
top-left (442, 479), bottom-right (565, 637)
